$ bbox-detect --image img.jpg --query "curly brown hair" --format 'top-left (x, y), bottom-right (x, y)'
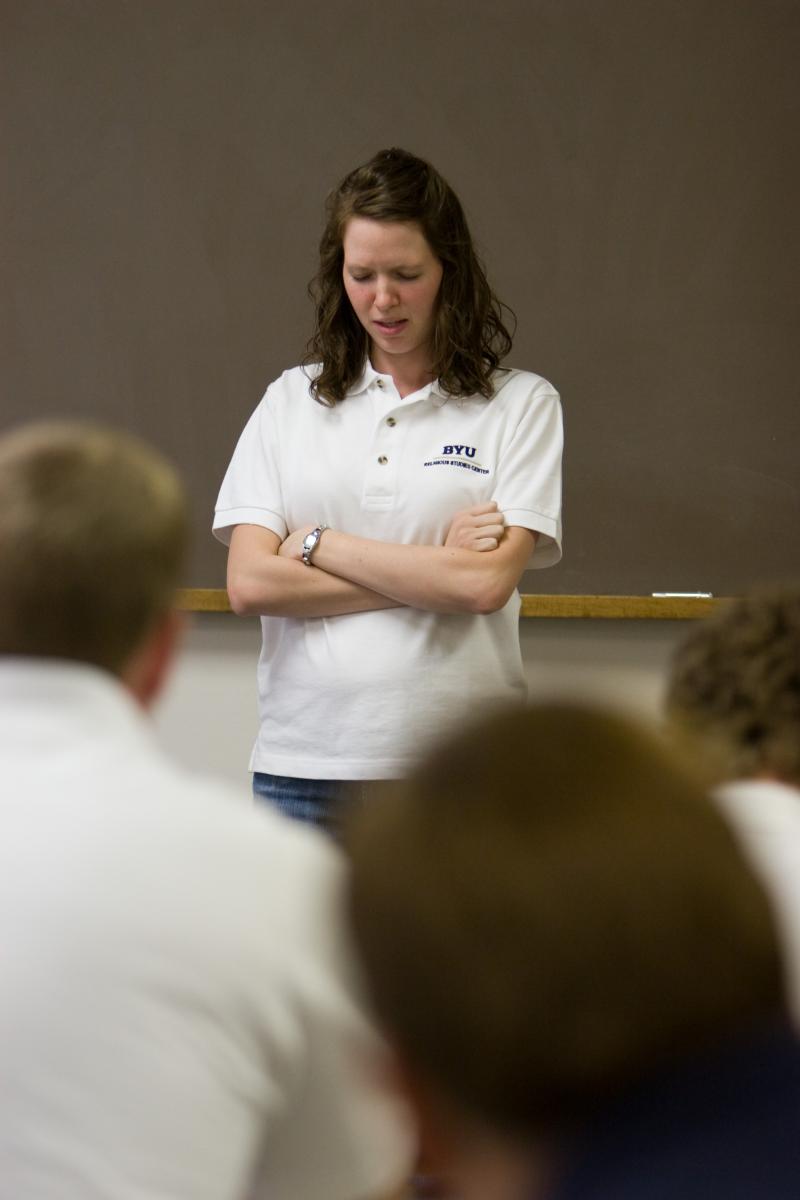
top-left (305, 148), bottom-right (515, 405)
top-left (666, 587), bottom-right (800, 786)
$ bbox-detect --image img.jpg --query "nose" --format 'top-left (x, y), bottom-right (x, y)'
top-left (374, 276), bottom-right (398, 312)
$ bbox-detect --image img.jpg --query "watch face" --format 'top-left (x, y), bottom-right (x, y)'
top-left (302, 526), bottom-right (326, 564)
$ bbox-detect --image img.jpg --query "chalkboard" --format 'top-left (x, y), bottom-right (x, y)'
top-left (4, 0), bottom-right (798, 595)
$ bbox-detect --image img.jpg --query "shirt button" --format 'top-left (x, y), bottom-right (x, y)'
top-left (386, 416), bottom-right (397, 427)
top-left (376, 379), bottom-right (385, 389)
top-left (378, 455), bottom-right (388, 465)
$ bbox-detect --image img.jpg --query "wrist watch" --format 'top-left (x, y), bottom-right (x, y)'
top-left (301, 524), bottom-right (329, 566)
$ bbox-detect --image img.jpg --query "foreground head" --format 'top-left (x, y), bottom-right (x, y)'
top-left (347, 703), bottom-right (783, 1154)
top-left (666, 587), bottom-right (800, 787)
top-left (307, 147), bottom-right (513, 403)
top-left (0, 422), bottom-right (188, 697)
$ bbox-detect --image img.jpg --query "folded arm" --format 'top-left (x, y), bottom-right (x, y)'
top-left (227, 524), bottom-right (405, 618)
top-left (284, 523), bottom-right (536, 615)
top-left (226, 504), bottom-right (535, 619)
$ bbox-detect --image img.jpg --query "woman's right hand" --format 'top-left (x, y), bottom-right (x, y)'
top-left (444, 502), bottom-right (505, 552)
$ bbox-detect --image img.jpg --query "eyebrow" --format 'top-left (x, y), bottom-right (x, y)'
top-left (344, 260), bottom-right (425, 271)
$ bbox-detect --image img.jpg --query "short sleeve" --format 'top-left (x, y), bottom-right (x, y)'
top-left (493, 382), bottom-right (563, 569)
top-left (212, 390), bottom-right (287, 546)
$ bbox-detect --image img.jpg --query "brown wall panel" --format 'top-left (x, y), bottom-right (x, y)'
top-left (3, 0), bottom-right (798, 592)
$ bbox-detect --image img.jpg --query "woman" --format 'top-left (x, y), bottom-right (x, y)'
top-left (214, 148), bottom-right (563, 829)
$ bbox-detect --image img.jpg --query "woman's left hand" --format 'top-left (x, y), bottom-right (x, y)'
top-left (444, 503), bottom-right (505, 552)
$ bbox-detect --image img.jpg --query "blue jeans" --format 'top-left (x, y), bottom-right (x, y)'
top-left (252, 772), bottom-right (356, 833)
top-left (252, 774), bottom-right (403, 836)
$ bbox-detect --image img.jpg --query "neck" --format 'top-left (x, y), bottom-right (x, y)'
top-left (370, 349), bottom-right (435, 399)
top-left (120, 609), bottom-right (183, 710)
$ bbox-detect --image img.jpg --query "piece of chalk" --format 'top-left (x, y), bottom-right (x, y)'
top-left (652, 592), bottom-right (714, 599)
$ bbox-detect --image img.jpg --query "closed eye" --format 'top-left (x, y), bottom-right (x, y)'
top-left (346, 270), bottom-right (422, 282)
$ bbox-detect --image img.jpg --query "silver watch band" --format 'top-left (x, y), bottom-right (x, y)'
top-left (301, 524), bottom-right (329, 567)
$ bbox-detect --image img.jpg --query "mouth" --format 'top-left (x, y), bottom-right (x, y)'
top-left (373, 318), bottom-right (408, 335)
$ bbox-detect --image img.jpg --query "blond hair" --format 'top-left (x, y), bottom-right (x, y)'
top-left (0, 422), bottom-right (187, 673)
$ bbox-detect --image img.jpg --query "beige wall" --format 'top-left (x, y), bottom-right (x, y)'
top-left (154, 615), bottom-right (686, 791)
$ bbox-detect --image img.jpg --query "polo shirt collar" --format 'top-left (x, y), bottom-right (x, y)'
top-left (346, 360), bottom-right (382, 396)
top-left (346, 361), bottom-right (450, 406)
top-left (0, 657), bottom-right (155, 753)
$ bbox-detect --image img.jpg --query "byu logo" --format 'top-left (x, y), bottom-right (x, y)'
top-left (442, 444), bottom-right (477, 459)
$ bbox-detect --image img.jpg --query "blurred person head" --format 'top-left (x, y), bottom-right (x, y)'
top-left (0, 421), bottom-right (188, 706)
top-left (666, 587), bottom-right (800, 787)
top-left (347, 702), bottom-right (785, 1196)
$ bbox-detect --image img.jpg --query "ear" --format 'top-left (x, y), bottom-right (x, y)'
top-left (387, 1049), bottom-right (462, 1180)
top-left (121, 609), bottom-right (186, 709)
top-left (389, 1048), bottom-right (549, 1200)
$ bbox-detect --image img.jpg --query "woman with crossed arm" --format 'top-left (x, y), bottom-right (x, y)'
top-left (214, 148), bottom-right (563, 831)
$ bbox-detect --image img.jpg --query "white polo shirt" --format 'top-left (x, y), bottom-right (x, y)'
top-left (715, 779), bottom-right (800, 1023)
top-left (214, 362), bottom-right (563, 779)
top-left (0, 659), bottom-right (411, 1200)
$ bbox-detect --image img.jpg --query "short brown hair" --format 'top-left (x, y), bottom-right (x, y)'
top-left (347, 703), bottom-right (783, 1138)
top-left (0, 422), bottom-right (188, 673)
top-left (306, 148), bottom-right (514, 405)
top-left (666, 588), bottom-right (800, 786)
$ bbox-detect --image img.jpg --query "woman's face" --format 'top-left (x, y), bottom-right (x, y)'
top-left (342, 217), bottom-right (444, 377)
